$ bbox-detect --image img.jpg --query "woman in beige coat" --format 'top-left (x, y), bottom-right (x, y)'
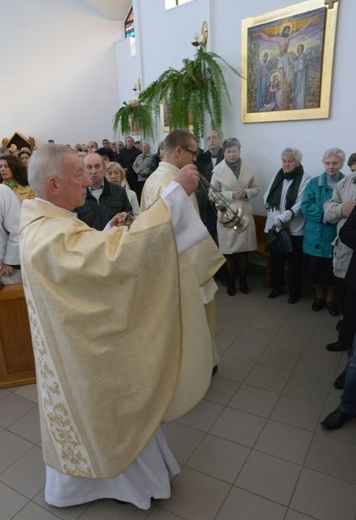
top-left (210, 138), bottom-right (259, 295)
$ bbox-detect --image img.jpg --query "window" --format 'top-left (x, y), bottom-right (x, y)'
top-left (125, 7), bottom-right (134, 38)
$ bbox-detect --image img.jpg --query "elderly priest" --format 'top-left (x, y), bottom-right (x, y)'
top-left (20, 144), bottom-right (224, 510)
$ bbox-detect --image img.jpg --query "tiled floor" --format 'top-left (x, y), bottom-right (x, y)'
top-left (1, 268), bottom-right (356, 520)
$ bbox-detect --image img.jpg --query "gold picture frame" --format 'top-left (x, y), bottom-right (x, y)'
top-left (241, 0), bottom-right (340, 123)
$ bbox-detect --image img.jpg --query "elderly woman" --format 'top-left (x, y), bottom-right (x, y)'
top-left (210, 138), bottom-right (259, 296)
top-left (105, 162), bottom-right (140, 217)
top-left (301, 148), bottom-right (345, 315)
top-left (264, 147), bottom-right (311, 303)
top-left (0, 154), bottom-right (35, 203)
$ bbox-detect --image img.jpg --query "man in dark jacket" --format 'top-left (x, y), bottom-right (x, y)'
top-left (118, 136), bottom-right (141, 195)
top-left (76, 152), bottom-right (132, 230)
top-left (196, 130), bottom-right (224, 239)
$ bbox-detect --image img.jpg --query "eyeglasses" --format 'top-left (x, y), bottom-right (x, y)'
top-left (181, 147), bottom-right (197, 158)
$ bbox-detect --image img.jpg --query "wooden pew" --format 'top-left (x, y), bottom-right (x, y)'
top-left (0, 283), bottom-right (36, 389)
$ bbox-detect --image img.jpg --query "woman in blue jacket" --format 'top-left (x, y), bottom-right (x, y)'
top-left (301, 148), bottom-right (345, 314)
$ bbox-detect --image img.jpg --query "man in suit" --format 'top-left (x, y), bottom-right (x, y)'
top-left (196, 130), bottom-right (224, 239)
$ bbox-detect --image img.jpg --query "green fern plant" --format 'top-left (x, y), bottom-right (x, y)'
top-left (113, 46), bottom-right (242, 142)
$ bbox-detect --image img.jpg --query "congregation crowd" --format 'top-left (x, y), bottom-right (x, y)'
top-left (1, 128), bottom-right (356, 509)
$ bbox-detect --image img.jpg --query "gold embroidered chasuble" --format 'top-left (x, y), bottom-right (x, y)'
top-left (141, 163), bottom-right (226, 339)
top-left (20, 198), bottom-right (214, 479)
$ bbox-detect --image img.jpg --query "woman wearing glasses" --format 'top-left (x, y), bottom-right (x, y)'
top-left (210, 138), bottom-right (259, 295)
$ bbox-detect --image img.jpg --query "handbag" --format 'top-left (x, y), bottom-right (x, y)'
top-left (264, 226), bottom-right (293, 253)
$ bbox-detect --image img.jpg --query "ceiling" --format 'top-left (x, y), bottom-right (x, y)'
top-left (81, 0), bottom-right (132, 20)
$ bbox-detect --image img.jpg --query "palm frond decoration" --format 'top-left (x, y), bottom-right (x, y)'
top-left (113, 45), bottom-right (243, 143)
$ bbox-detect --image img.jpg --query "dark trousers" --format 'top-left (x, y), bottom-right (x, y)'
top-left (270, 235), bottom-right (304, 299)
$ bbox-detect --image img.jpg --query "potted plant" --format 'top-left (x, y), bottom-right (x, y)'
top-left (113, 30), bottom-right (242, 142)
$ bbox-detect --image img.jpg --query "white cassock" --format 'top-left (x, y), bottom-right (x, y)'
top-left (45, 181), bottom-right (209, 509)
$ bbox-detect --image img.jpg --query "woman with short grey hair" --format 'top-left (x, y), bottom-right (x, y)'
top-left (264, 147), bottom-right (311, 303)
top-left (210, 138), bottom-right (259, 296)
top-left (302, 147), bottom-right (345, 315)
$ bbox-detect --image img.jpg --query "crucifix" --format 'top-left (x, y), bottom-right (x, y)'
top-left (324, 0), bottom-right (339, 8)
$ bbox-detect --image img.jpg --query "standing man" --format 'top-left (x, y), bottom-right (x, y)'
top-left (76, 152), bottom-right (132, 230)
top-left (86, 140), bottom-right (98, 152)
top-left (118, 136), bottom-right (141, 194)
top-left (196, 129), bottom-right (224, 239)
top-left (132, 142), bottom-right (152, 202)
top-left (20, 144), bottom-right (221, 509)
top-left (142, 129), bottom-right (225, 373)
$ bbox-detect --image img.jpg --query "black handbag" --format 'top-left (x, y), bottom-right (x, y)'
top-left (264, 226), bottom-right (293, 253)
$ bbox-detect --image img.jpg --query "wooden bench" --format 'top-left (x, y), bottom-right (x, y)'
top-left (0, 283), bottom-right (36, 388)
top-left (252, 215), bottom-right (271, 287)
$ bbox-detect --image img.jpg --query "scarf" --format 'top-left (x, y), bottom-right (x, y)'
top-left (5, 180), bottom-right (17, 190)
top-left (265, 164), bottom-right (304, 212)
top-left (226, 157), bottom-right (241, 180)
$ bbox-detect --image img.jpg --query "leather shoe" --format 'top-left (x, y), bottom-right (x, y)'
top-left (326, 301), bottom-right (339, 316)
top-left (333, 368), bottom-right (346, 390)
top-left (227, 281), bottom-right (236, 296)
top-left (312, 298), bottom-right (325, 311)
top-left (326, 340), bottom-right (347, 352)
top-left (336, 319), bottom-right (343, 332)
top-left (239, 276), bottom-right (249, 294)
top-left (320, 407), bottom-right (356, 430)
top-left (268, 289), bottom-right (283, 299)
top-left (287, 296), bottom-right (299, 304)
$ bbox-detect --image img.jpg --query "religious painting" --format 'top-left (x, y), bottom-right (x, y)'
top-left (128, 100), bottom-right (141, 135)
top-left (241, 0), bottom-right (340, 123)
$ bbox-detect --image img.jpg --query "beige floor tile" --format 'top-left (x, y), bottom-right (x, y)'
top-left (162, 422), bottom-right (205, 465)
top-left (293, 353), bottom-right (341, 381)
top-left (0, 445), bottom-right (45, 499)
top-left (217, 356), bottom-right (254, 382)
top-left (33, 489), bottom-right (91, 520)
top-left (186, 433), bottom-right (250, 483)
top-left (248, 314), bottom-right (286, 331)
top-left (214, 334), bottom-right (234, 355)
top-left (234, 450), bottom-right (301, 506)
top-left (270, 395), bottom-right (323, 431)
top-left (0, 393), bottom-right (37, 428)
top-left (81, 499), bottom-right (151, 519)
top-left (258, 348), bottom-right (300, 371)
top-left (278, 320), bottom-right (316, 339)
top-left (244, 365), bottom-right (291, 392)
top-left (223, 339), bottom-right (266, 363)
top-left (0, 430), bottom-right (33, 473)
top-left (303, 337), bottom-right (343, 360)
top-left (237, 326), bottom-right (276, 346)
top-left (148, 508), bottom-right (185, 519)
top-left (312, 323), bottom-right (340, 343)
top-left (304, 433), bottom-right (356, 484)
top-left (285, 511), bottom-right (315, 520)
top-left (283, 373), bottom-right (331, 404)
top-left (159, 467), bottom-right (230, 520)
top-left (290, 468), bottom-right (356, 520)
top-left (176, 400), bottom-right (224, 432)
top-left (228, 384), bottom-right (280, 418)
top-left (255, 421), bottom-right (313, 464)
top-left (268, 331), bottom-right (308, 354)
top-left (8, 406), bottom-right (41, 444)
top-left (210, 407), bottom-right (266, 447)
top-left (7, 500), bottom-right (61, 519)
top-left (216, 487), bottom-right (287, 520)
top-left (204, 376), bottom-right (240, 406)
top-left (0, 481), bottom-right (29, 520)
top-left (14, 383), bottom-right (39, 403)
